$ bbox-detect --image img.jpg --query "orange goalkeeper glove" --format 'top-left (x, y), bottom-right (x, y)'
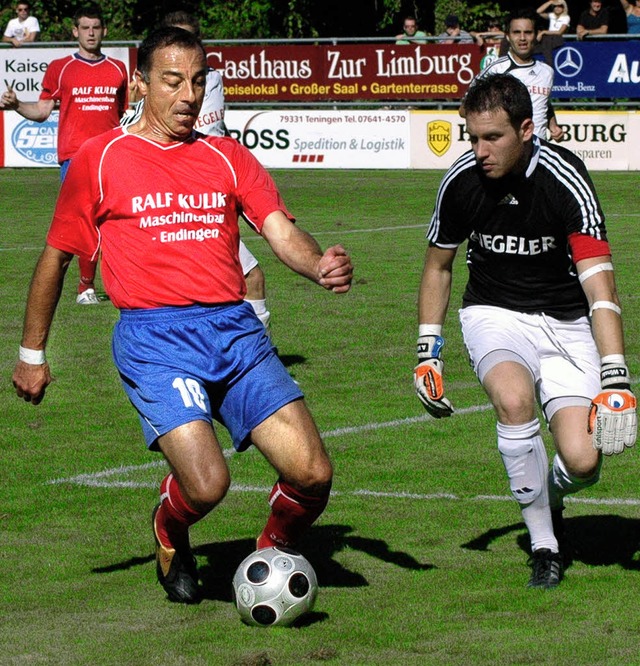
top-left (414, 335), bottom-right (453, 419)
top-left (589, 389), bottom-right (637, 455)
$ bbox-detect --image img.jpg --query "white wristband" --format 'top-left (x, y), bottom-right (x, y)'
top-left (19, 345), bottom-right (46, 365)
top-left (601, 354), bottom-right (626, 365)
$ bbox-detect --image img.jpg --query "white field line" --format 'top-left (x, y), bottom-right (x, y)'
top-left (5, 212), bottom-right (639, 252)
top-left (47, 403), bottom-right (640, 507)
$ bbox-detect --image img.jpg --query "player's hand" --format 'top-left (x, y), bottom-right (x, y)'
top-left (548, 122), bottom-right (565, 142)
top-left (413, 334), bottom-right (453, 418)
top-left (0, 87), bottom-right (18, 110)
top-left (414, 359), bottom-right (454, 418)
top-left (12, 361), bottom-right (52, 406)
top-left (588, 389), bottom-right (637, 455)
top-left (318, 244), bottom-right (353, 293)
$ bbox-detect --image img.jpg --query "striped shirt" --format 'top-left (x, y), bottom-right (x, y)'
top-left (427, 137), bottom-right (608, 319)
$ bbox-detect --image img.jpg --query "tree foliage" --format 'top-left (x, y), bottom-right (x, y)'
top-left (0, 0), bottom-right (509, 42)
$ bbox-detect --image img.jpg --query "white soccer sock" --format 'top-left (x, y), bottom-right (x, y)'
top-left (497, 419), bottom-right (558, 553)
top-left (548, 453), bottom-right (601, 511)
top-left (245, 298), bottom-right (271, 331)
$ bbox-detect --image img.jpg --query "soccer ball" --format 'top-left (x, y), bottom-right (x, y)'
top-left (232, 546), bottom-right (318, 627)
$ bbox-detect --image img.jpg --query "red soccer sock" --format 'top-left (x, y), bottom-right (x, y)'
top-left (154, 473), bottom-right (205, 551)
top-left (257, 480), bottom-right (329, 549)
top-left (77, 257), bottom-right (97, 293)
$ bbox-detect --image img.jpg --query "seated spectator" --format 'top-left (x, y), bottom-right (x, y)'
top-left (536, 0), bottom-right (570, 65)
top-left (576, 0), bottom-right (610, 40)
top-left (619, 0), bottom-right (640, 34)
top-left (436, 14), bottom-right (475, 44)
top-left (3, 2), bottom-right (40, 46)
top-left (396, 16), bottom-right (428, 44)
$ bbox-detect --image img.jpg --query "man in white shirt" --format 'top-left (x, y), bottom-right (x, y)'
top-left (3, 2), bottom-right (40, 47)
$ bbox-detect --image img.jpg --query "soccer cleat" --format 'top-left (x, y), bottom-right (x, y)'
top-left (76, 288), bottom-right (100, 305)
top-left (152, 504), bottom-right (201, 604)
top-left (527, 548), bottom-right (563, 589)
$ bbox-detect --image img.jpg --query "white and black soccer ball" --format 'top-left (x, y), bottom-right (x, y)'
top-left (232, 547), bottom-right (318, 627)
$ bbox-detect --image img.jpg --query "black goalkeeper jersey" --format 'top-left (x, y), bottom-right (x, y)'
top-left (427, 137), bottom-right (607, 320)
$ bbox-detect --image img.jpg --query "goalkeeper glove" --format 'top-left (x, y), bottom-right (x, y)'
top-left (414, 334), bottom-right (453, 419)
top-left (589, 361), bottom-right (637, 455)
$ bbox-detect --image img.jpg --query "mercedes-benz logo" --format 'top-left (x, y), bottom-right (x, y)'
top-left (554, 47), bottom-right (583, 78)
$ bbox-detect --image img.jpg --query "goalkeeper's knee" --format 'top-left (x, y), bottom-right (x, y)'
top-left (497, 419), bottom-right (548, 506)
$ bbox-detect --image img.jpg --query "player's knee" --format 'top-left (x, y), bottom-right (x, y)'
top-left (287, 456), bottom-right (333, 496)
top-left (493, 392), bottom-right (535, 424)
top-left (186, 466), bottom-right (231, 510)
top-left (561, 452), bottom-right (601, 484)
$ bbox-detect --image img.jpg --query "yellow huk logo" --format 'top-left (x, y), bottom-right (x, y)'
top-left (427, 120), bottom-right (451, 157)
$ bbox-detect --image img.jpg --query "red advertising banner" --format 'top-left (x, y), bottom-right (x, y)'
top-left (205, 43), bottom-right (481, 102)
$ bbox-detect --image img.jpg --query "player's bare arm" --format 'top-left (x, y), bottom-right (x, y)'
top-left (12, 245), bottom-right (73, 404)
top-left (261, 211), bottom-right (353, 293)
top-left (418, 245), bottom-right (456, 324)
top-left (0, 88), bottom-right (55, 121)
top-left (414, 245), bottom-right (457, 418)
top-left (576, 255), bottom-right (625, 356)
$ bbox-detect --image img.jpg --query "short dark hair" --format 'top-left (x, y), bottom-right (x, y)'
top-left (137, 26), bottom-right (206, 82)
top-left (73, 4), bottom-right (104, 27)
top-left (464, 73), bottom-right (533, 130)
top-left (160, 11), bottom-right (201, 38)
top-left (506, 8), bottom-right (537, 31)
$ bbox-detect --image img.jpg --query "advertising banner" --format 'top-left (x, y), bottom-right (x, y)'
top-left (551, 41), bottom-right (640, 99)
top-left (410, 110), bottom-right (640, 171)
top-left (226, 109), bottom-right (411, 168)
top-left (207, 43), bottom-right (479, 102)
top-left (2, 108), bottom-right (639, 170)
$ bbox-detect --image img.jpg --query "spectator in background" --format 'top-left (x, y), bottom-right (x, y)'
top-left (537, 1), bottom-right (571, 39)
top-left (473, 17), bottom-right (506, 70)
top-left (395, 16), bottom-right (428, 44)
top-left (3, 2), bottom-right (40, 46)
top-left (619, 0), bottom-right (640, 34)
top-left (576, 0), bottom-right (610, 39)
top-left (436, 14), bottom-right (475, 44)
top-left (0, 4), bottom-right (128, 305)
top-left (536, 0), bottom-right (571, 65)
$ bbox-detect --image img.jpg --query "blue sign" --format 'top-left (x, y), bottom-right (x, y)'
top-left (11, 110), bottom-right (59, 164)
top-left (552, 41), bottom-right (640, 98)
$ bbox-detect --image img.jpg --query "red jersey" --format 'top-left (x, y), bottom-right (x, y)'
top-left (40, 54), bottom-right (128, 162)
top-left (47, 129), bottom-right (293, 309)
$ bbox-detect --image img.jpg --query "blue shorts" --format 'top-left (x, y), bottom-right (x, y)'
top-left (112, 302), bottom-right (303, 451)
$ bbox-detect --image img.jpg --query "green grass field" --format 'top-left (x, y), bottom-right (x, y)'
top-left (2, 168), bottom-right (640, 666)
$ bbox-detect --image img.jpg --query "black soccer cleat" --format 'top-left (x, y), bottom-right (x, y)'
top-left (152, 503), bottom-right (201, 604)
top-left (527, 548), bottom-right (563, 589)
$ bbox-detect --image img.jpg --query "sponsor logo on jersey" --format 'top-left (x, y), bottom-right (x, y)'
top-left (11, 112), bottom-right (58, 165)
top-left (427, 120), bottom-right (451, 157)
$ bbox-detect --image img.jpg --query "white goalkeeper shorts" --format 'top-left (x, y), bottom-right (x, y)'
top-left (239, 240), bottom-right (259, 277)
top-left (459, 305), bottom-right (601, 422)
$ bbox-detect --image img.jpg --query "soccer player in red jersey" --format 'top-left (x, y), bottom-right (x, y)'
top-left (1, 4), bottom-right (128, 305)
top-left (12, 27), bottom-right (353, 604)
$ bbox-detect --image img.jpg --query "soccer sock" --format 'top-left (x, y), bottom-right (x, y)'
top-left (257, 480), bottom-right (329, 549)
top-left (245, 298), bottom-right (271, 331)
top-left (77, 257), bottom-right (97, 293)
top-left (548, 453), bottom-right (602, 511)
top-left (155, 473), bottom-right (206, 551)
top-left (497, 419), bottom-right (558, 553)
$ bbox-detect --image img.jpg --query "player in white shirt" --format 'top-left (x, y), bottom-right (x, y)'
top-left (460, 9), bottom-right (564, 142)
top-left (121, 12), bottom-right (271, 331)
